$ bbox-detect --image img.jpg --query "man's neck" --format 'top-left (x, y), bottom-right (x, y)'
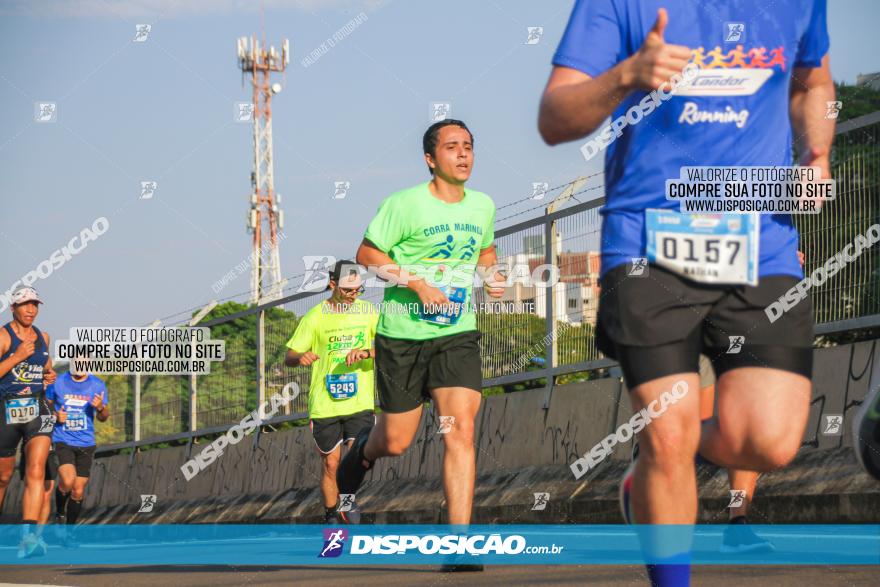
top-left (71, 374), bottom-right (88, 382)
top-left (428, 177), bottom-right (465, 203)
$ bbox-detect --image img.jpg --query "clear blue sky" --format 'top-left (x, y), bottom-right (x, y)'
top-left (1, 0), bottom-right (878, 338)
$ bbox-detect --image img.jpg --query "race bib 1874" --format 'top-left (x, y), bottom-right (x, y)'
top-left (646, 209), bottom-right (759, 285)
top-left (65, 413), bottom-right (88, 431)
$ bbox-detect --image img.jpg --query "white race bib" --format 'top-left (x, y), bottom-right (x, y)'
top-left (5, 397), bottom-right (38, 425)
top-left (646, 209), bottom-right (759, 285)
top-left (65, 412), bottom-right (88, 431)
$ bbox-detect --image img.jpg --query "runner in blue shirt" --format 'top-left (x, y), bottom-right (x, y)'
top-left (46, 367), bottom-right (109, 532)
top-left (539, 2), bottom-right (834, 585)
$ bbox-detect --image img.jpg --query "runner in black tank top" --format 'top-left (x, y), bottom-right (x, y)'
top-left (0, 287), bottom-right (57, 558)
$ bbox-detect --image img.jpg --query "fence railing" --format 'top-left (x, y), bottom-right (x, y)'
top-left (98, 112), bottom-right (880, 453)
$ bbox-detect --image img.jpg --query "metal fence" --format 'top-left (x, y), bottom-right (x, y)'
top-left (97, 112), bottom-right (880, 453)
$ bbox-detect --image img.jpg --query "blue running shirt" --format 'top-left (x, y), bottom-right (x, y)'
top-left (553, 0), bottom-right (829, 279)
top-left (46, 372), bottom-right (108, 447)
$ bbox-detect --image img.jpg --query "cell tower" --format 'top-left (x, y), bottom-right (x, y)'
top-left (237, 35), bottom-right (290, 304)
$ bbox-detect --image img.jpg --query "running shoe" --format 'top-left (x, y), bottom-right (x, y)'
top-left (54, 516), bottom-right (67, 542)
top-left (34, 535), bottom-right (49, 557)
top-left (619, 458), bottom-right (637, 524)
top-left (336, 426), bottom-right (374, 497)
top-left (719, 519), bottom-right (775, 554)
top-left (337, 502), bottom-right (362, 525)
top-left (853, 383), bottom-right (880, 481)
top-left (17, 532), bottom-right (42, 559)
top-left (323, 509), bottom-right (340, 524)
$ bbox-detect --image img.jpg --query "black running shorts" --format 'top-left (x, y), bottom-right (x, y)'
top-left (374, 330), bottom-right (483, 413)
top-left (0, 395), bottom-right (54, 458)
top-left (310, 410), bottom-right (375, 454)
top-left (597, 263), bottom-right (813, 388)
top-left (55, 442), bottom-right (96, 478)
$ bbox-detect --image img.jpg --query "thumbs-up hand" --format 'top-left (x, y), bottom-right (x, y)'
top-left (90, 392), bottom-right (105, 412)
top-left (624, 9), bottom-right (693, 91)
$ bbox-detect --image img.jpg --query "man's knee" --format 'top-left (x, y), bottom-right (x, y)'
top-left (715, 412), bottom-right (804, 471)
top-left (440, 418), bottom-right (475, 450)
top-left (748, 434), bottom-right (801, 471)
top-left (0, 470), bottom-right (11, 488)
top-left (323, 453), bottom-right (340, 474)
top-left (382, 435), bottom-right (412, 457)
top-left (638, 417), bottom-right (699, 469)
top-left (25, 466), bottom-right (45, 485)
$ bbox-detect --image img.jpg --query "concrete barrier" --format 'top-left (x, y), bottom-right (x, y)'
top-left (2, 339), bottom-right (878, 524)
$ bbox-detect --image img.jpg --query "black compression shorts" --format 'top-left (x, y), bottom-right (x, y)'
top-left (596, 263), bottom-right (813, 389)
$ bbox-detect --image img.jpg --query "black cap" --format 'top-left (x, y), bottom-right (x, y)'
top-left (328, 260), bottom-right (360, 290)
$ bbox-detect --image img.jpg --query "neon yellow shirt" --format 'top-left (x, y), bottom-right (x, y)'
top-left (364, 182), bottom-right (496, 340)
top-left (285, 298), bottom-right (378, 419)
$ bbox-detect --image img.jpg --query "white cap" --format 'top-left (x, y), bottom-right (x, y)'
top-left (10, 287), bottom-right (43, 306)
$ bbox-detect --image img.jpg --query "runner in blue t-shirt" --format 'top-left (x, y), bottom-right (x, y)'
top-left (46, 368), bottom-right (109, 531)
top-left (539, 2), bottom-right (834, 585)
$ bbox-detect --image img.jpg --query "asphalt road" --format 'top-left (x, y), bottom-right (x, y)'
top-left (0, 564), bottom-right (876, 586)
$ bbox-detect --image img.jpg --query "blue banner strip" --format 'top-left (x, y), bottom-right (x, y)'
top-left (1, 525), bottom-right (877, 565)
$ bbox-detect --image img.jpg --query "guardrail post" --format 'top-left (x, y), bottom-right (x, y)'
top-left (186, 301), bottom-right (217, 437)
top-left (608, 365), bottom-right (624, 438)
top-left (131, 373), bottom-right (141, 466)
top-left (133, 373), bottom-right (141, 443)
top-left (188, 370), bottom-right (197, 434)
top-left (254, 308), bottom-right (266, 448)
top-left (542, 214), bottom-right (556, 410)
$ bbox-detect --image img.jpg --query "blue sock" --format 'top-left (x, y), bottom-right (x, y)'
top-left (646, 554), bottom-right (690, 587)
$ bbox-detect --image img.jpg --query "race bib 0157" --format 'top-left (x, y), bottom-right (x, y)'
top-left (646, 209), bottom-right (759, 285)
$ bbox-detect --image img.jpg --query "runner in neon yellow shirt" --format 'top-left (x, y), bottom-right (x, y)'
top-left (285, 261), bottom-right (377, 524)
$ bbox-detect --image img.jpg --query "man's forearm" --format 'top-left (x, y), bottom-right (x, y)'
top-left (358, 243), bottom-right (429, 294)
top-left (790, 62), bottom-right (835, 160)
top-left (284, 351), bottom-right (304, 367)
top-left (476, 246), bottom-right (500, 275)
top-left (539, 60), bottom-right (635, 145)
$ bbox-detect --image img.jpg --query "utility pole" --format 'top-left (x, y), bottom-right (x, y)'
top-left (237, 35), bottom-right (289, 303)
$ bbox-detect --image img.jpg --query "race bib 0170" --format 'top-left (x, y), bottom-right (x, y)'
top-left (646, 209), bottom-right (759, 285)
top-left (325, 373), bottom-right (358, 400)
top-left (5, 397), bottom-right (39, 425)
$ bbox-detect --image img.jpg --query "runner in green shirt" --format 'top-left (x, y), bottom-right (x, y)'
top-left (337, 120), bottom-right (506, 560)
top-left (285, 260), bottom-right (377, 524)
